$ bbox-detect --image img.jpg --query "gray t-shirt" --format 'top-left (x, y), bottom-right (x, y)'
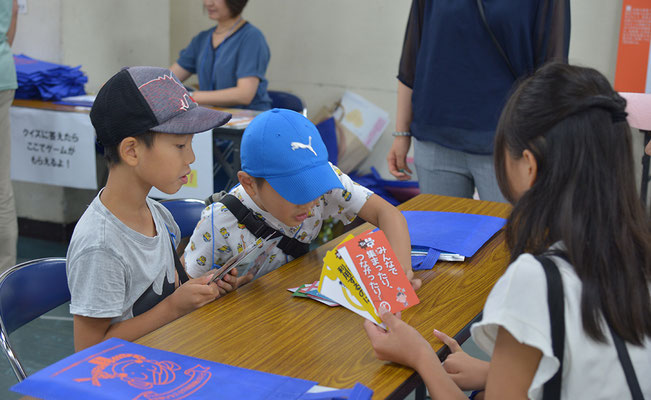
top-left (67, 193), bottom-right (180, 323)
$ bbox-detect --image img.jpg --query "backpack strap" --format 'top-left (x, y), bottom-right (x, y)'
top-left (535, 255), bottom-right (565, 400)
top-left (537, 254), bottom-right (643, 400)
top-left (165, 226), bottom-right (189, 284)
top-left (608, 325), bottom-right (644, 399)
top-left (208, 193), bottom-right (310, 259)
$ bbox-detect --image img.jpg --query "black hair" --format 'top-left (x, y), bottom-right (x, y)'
top-left (494, 63), bottom-right (651, 345)
top-left (225, 0), bottom-right (248, 17)
top-left (103, 131), bottom-right (157, 167)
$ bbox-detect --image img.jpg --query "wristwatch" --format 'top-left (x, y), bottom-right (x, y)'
top-left (392, 131), bottom-right (411, 137)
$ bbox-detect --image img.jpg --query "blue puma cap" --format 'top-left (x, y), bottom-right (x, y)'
top-left (240, 109), bottom-right (344, 204)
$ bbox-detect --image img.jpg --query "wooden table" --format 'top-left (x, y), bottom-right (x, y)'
top-left (135, 194), bottom-right (512, 399)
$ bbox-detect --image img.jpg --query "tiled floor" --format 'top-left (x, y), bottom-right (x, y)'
top-left (1, 237), bottom-right (489, 400)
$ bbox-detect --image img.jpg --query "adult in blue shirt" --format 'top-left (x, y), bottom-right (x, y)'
top-left (387, 0), bottom-right (570, 202)
top-left (170, 0), bottom-right (271, 111)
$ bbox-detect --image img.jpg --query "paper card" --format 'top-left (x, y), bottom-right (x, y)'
top-left (338, 230), bottom-right (419, 315)
top-left (288, 282), bottom-right (339, 307)
top-left (12, 338), bottom-right (316, 400)
top-left (332, 91), bottom-right (389, 150)
top-left (319, 247), bottom-right (380, 323)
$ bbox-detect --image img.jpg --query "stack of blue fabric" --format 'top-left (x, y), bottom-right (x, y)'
top-left (13, 54), bottom-right (87, 101)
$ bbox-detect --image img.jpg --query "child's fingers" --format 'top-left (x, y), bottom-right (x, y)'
top-left (363, 319), bottom-right (386, 339)
top-left (433, 329), bottom-right (462, 353)
top-left (217, 279), bottom-right (234, 292)
top-left (239, 272), bottom-right (254, 286)
top-left (379, 310), bottom-right (401, 329)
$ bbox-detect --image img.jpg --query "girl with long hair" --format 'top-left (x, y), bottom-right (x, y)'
top-left (365, 63), bottom-right (651, 399)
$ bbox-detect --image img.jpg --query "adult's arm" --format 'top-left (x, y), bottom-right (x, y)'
top-left (170, 62), bottom-right (192, 82)
top-left (189, 76), bottom-right (259, 107)
top-left (538, 0), bottom-right (571, 63)
top-left (388, 0), bottom-right (424, 179)
top-left (7, 0), bottom-right (17, 46)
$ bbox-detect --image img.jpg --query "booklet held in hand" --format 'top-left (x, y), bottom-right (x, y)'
top-left (318, 229), bottom-right (419, 326)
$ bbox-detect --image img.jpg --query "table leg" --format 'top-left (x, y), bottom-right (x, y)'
top-left (415, 383), bottom-right (428, 400)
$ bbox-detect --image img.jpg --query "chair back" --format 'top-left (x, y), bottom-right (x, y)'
top-left (268, 90), bottom-right (307, 116)
top-left (160, 198), bottom-right (207, 238)
top-left (620, 92), bottom-right (651, 131)
top-left (0, 257), bottom-right (70, 381)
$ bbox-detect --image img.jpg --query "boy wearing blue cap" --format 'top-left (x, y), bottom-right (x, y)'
top-left (184, 108), bottom-right (418, 290)
top-left (67, 67), bottom-right (233, 351)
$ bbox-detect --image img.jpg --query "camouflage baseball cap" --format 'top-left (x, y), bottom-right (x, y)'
top-left (90, 66), bottom-right (231, 146)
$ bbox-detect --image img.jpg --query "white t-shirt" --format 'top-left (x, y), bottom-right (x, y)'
top-left (184, 163), bottom-right (374, 279)
top-left (471, 253), bottom-right (651, 400)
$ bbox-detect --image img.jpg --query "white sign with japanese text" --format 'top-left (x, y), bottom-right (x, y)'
top-left (10, 107), bottom-right (98, 189)
top-left (149, 130), bottom-right (214, 200)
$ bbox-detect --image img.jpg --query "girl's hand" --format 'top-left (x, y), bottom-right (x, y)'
top-left (363, 310), bottom-right (436, 371)
top-left (434, 329), bottom-right (489, 391)
top-left (406, 269), bottom-right (422, 291)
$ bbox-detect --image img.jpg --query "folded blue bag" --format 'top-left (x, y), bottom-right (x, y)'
top-left (403, 211), bottom-right (506, 270)
top-left (12, 338), bottom-right (316, 400)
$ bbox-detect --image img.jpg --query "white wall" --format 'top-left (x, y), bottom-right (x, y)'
top-left (11, 0), bottom-right (62, 63)
top-left (60, 0), bottom-right (171, 93)
top-left (11, 0), bottom-right (172, 223)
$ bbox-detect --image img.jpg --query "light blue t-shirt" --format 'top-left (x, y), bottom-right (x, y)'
top-left (0, 0), bottom-right (16, 91)
top-left (177, 22), bottom-right (272, 111)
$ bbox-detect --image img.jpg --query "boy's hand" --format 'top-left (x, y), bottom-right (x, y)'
top-left (363, 310), bottom-right (436, 371)
top-left (433, 329), bottom-right (489, 391)
top-left (170, 275), bottom-right (221, 316)
top-left (220, 267), bottom-right (254, 292)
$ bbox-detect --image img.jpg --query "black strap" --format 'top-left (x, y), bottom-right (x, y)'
top-left (170, 237), bottom-right (189, 284)
top-left (538, 255), bottom-right (644, 400)
top-left (216, 194), bottom-right (310, 259)
top-left (607, 324), bottom-right (644, 400)
top-left (535, 255), bottom-right (565, 400)
top-left (476, 0), bottom-right (518, 80)
top-left (132, 237), bottom-right (188, 317)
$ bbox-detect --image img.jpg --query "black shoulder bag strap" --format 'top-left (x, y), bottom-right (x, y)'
top-left (476, 0), bottom-right (518, 80)
top-left (535, 255), bottom-right (565, 400)
top-left (170, 237), bottom-right (190, 284)
top-left (209, 193), bottom-right (310, 259)
top-left (537, 255), bottom-right (644, 400)
top-left (132, 235), bottom-right (189, 317)
top-left (608, 323), bottom-right (645, 399)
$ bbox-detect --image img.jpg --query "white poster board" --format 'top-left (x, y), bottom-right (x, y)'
top-left (10, 107), bottom-right (97, 189)
top-left (149, 130), bottom-right (214, 200)
top-left (333, 91), bottom-right (389, 150)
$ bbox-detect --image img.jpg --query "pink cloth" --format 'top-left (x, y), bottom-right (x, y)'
top-left (620, 92), bottom-right (651, 131)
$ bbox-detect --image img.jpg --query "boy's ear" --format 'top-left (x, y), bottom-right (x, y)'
top-left (118, 137), bottom-right (140, 167)
top-left (237, 171), bottom-right (258, 197)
